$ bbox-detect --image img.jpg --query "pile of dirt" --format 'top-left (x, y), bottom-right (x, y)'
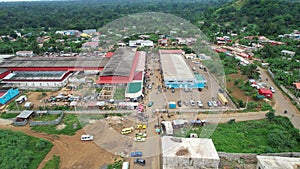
top-left (56, 123), bottom-right (66, 130)
top-left (176, 147), bottom-right (190, 156)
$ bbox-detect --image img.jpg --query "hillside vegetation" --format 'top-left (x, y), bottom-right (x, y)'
top-left (201, 0), bottom-right (300, 37)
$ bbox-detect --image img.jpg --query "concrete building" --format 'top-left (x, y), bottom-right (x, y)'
top-left (159, 50), bottom-right (206, 89)
top-left (162, 136), bottom-right (220, 169)
top-left (256, 156), bottom-right (300, 169)
top-left (16, 51), bottom-right (33, 57)
top-left (129, 40), bottom-right (154, 47)
top-left (0, 57), bottom-right (109, 89)
top-left (281, 50), bottom-right (296, 57)
top-left (97, 47), bottom-right (139, 84)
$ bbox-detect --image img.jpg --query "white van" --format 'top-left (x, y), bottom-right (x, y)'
top-left (122, 161), bottom-right (129, 169)
top-left (81, 135), bottom-right (93, 141)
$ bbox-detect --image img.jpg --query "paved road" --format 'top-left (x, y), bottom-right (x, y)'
top-left (258, 67), bottom-right (300, 129)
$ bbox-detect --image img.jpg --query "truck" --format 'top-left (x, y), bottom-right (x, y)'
top-left (168, 101), bottom-right (176, 109)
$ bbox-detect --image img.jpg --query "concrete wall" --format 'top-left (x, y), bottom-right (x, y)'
top-left (163, 156), bottom-right (219, 169)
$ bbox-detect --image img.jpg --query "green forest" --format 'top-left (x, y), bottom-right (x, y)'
top-left (0, 129), bottom-right (52, 169)
top-left (0, 0), bottom-right (229, 35)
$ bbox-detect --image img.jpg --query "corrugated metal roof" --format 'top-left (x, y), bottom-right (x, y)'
top-left (101, 48), bottom-right (136, 76)
top-left (160, 50), bottom-right (194, 81)
top-left (0, 57), bottom-right (109, 68)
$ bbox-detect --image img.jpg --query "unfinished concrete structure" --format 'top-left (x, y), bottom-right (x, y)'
top-left (256, 156), bottom-right (300, 169)
top-left (162, 136), bottom-right (220, 169)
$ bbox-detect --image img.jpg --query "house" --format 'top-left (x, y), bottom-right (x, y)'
top-left (256, 156), bottom-right (300, 169)
top-left (258, 88), bottom-right (273, 98)
top-left (162, 137), bottom-right (220, 169)
top-left (82, 29), bottom-right (97, 35)
top-left (129, 40), bottom-right (154, 47)
top-left (16, 51), bottom-right (33, 57)
top-left (281, 50), bottom-right (296, 57)
top-left (293, 82), bottom-right (300, 97)
top-left (158, 38), bottom-right (169, 46)
top-left (0, 88), bottom-right (19, 105)
top-left (14, 110), bottom-right (34, 124)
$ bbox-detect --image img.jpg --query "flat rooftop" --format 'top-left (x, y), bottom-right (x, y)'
top-left (159, 50), bottom-right (194, 81)
top-left (162, 136), bottom-right (219, 160)
top-left (127, 82), bottom-right (142, 94)
top-left (257, 156), bottom-right (300, 169)
top-left (0, 57), bottom-right (109, 68)
top-left (4, 71), bottom-right (68, 80)
top-left (101, 47), bottom-right (136, 76)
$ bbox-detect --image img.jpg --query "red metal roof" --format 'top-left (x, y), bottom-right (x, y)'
top-left (294, 82), bottom-right (300, 90)
top-left (133, 71), bottom-right (143, 81)
top-left (106, 52), bottom-right (114, 58)
top-left (0, 92), bottom-right (6, 97)
top-left (160, 50), bottom-right (183, 54)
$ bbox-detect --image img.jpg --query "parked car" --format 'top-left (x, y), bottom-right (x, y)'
top-left (171, 88), bottom-right (175, 93)
top-left (190, 100), bottom-right (195, 106)
top-left (148, 101), bottom-right (153, 107)
top-left (134, 158), bottom-right (146, 166)
top-left (81, 135), bottom-right (93, 141)
top-left (212, 101), bottom-right (218, 107)
top-left (135, 124), bottom-right (147, 130)
top-left (197, 101), bottom-right (203, 108)
top-left (207, 101), bottom-right (213, 107)
top-left (130, 151), bottom-right (142, 157)
top-left (177, 100), bottom-right (182, 107)
top-left (134, 137), bottom-right (146, 142)
top-left (270, 86), bottom-right (275, 93)
top-left (135, 132), bottom-right (147, 138)
top-left (184, 101), bottom-right (188, 106)
top-left (148, 84), bottom-right (152, 89)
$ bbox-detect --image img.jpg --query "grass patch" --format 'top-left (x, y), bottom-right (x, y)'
top-left (0, 129), bottom-right (52, 169)
top-left (0, 112), bottom-right (19, 119)
top-left (33, 114), bottom-right (60, 121)
top-left (108, 158), bottom-right (123, 169)
top-left (113, 88), bottom-right (125, 100)
top-left (31, 114), bottom-right (82, 135)
top-left (184, 116), bottom-right (300, 153)
top-left (43, 155), bottom-right (60, 169)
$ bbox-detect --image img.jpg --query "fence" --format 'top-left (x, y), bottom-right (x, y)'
top-left (13, 119), bottom-right (28, 126)
top-left (29, 111), bottom-right (64, 126)
top-left (218, 152), bottom-right (300, 164)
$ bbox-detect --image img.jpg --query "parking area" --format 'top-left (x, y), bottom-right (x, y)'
top-left (144, 51), bottom-right (235, 113)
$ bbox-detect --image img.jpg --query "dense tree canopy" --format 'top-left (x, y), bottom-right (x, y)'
top-left (0, 0), bottom-right (229, 35)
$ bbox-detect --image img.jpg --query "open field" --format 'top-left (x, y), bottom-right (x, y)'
top-left (185, 116), bottom-right (300, 153)
top-left (0, 129), bottom-right (53, 169)
top-left (31, 114), bottom-right (82, 135)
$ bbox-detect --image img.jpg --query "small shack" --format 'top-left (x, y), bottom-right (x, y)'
top-left (24, 102), bottom-right (33, 109)
top-left (14, 110), bottom-right (35, 124)
top-left (258, 88), bottom-right (273, 98)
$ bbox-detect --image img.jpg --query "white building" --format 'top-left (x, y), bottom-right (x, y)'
top-left (129, 40), bottom-right (154, 47)
top-left (256, 156), bottom-right (300, 169)
top-left (281, 50), bottom-right (296, 57)
top-left (159, 50), bottom-right (196, 89)
top-left (16, 51), bottom-right (33, 57)
top-left (162, 136), bottom-right (220, 169)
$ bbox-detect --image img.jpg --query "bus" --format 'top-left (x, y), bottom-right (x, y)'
top-left (218, 93), bottom-right (228, 106)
